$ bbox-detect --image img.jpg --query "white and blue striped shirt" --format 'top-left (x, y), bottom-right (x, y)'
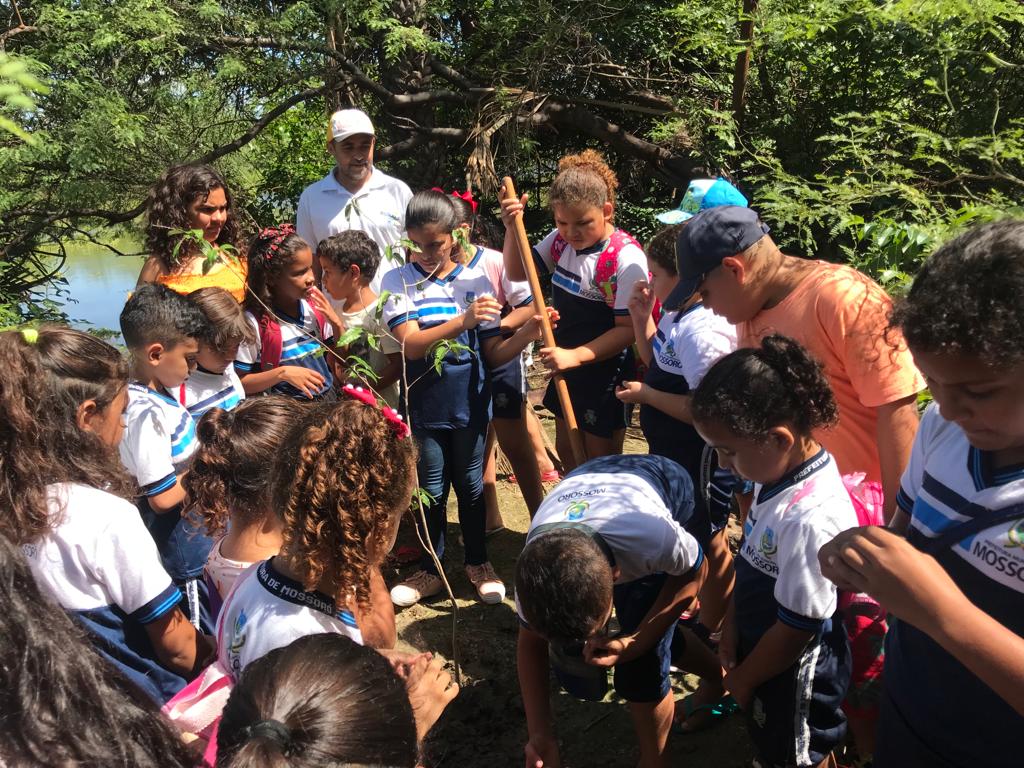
top-left (177, 365), bottom-right (245, 418)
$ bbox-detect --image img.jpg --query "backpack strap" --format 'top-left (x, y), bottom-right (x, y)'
top-left (918, 502), bottom-right (1024, 556)
top-left (257, 311), bottom-right (283, 371)
top-left (257, 302), bottom-right (329, 371)
top-left (551, 232), bottom-right (569, 265)
top-left (594, 230), bottom-right (642, 308)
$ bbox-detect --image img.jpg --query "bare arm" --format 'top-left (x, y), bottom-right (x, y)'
top-left (144, 608), bottom-right (213, 678)
top-left (539, 315), bottom-right (635, 374)
top-left (136, 255), bottom-right (165, 287)
top-left (353, 566), bottom-right (397, 649)
top-left (584, 561), bottom-right (705, 667)
top-left (615, 383), bottom-right (694, 423)
top-left (627, 280), bottom-right (658, 366)
top-left (390, 297), bottom-right (501, 360)
top-left (148, 478), bottom-right (187, 514)
top-left (517, 625), bottom-right (562, 767)
top-left (238, 366), bottom-right (325, 398)
top-left (376, 352), bottom-right (403, 391)
top-left (500, 305), bottom-right (536, 334)
top-left (724, 621), bottom-right (814, 708)
top-left (876, 395), bottom-right (920, 523)
top-left (500, 194), bottom-right (530, 282)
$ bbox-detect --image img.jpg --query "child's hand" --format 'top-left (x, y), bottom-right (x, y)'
top-left (538, 345), bottom-right (581, 374)
top-left (500, 193), bottom-right (529, 229)
top-left (277, 365), bottom-right (325, 398)
top-left (524, 731), bottom-right (562, 768)
top-left (583, 634), bottom-right (638, 667)
top-left (819, 525), bottom-right (964, 637)
top-left (462, 295), bottom-right (502, 330)
top-left (628, 279), bottom-right (656, 318)
top-left (722, 668), bottom-right (754, 711)
top-left (404, 655), bottom-right (460, 741)
top-left (519, 307), bottom-right (560, 341)
top-left (615, 380), bottom-right (648, 405)
top-left (306, 286), bottom-right (343, 330)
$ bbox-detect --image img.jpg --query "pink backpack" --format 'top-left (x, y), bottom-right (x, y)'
top-left (551, 229), bottom-right (642, 307)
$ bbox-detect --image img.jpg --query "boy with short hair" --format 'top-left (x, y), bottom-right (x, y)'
top-left (119, 283), bottom-right (213, 631)
top-left (669, 205), bottom-right (924, 523)
top-left (183, 286), bottom-right (255, 417)
top-left (516, 454), bottom-right (707, 768)
top-left (307, 229), bottom-right (402, 406)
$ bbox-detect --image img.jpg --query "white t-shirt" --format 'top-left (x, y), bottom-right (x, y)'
top-left (176, 365), bottom-right (245, 418)
top-left (736, 450), bottom-right (858, 637)
top-left (324, 298), bottom-right (401, 407)
top-left (466, 246), bottom-right (532, 309)
top-left (216, 557), bottom-right (363, 680)
top-left (120, 382), bottom-right (197, 495)
top-left (650, 302), bottom-right (737, 390)
top-left (296, 167), bottom-right (413, 292)
top-left (25, 483), bottom-right (184, 702)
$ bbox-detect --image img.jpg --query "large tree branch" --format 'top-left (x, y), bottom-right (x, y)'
top-left (0, 24), bottom-right (39, 47)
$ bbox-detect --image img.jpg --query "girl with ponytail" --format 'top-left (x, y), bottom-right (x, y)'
top-left (691, 334), bottom-right (857, 768)
top-left (183, 396), bottom-right (307, 617)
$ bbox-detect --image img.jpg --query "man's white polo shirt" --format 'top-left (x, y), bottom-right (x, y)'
top-left (296, 167), bottom-right (413, 291)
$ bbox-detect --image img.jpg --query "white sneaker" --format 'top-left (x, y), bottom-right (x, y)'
top-left (465, 562), bottom-right (506, 604)
top-left (390, 570), bottom-right (443, 607)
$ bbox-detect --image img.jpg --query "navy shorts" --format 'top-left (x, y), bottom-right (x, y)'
top-left (742, 620), bottom-right (850, 768)
top-left (875, 687), bottom-right (960, 768)
top-left (489, 354), bottom-right (526, 420)
top-left (543, 353), bottom-right (633, 439)
top-left (554, 573), bottom-right (674, 704)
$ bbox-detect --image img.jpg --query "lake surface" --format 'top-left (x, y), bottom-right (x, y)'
top-left (47, 238), bottom-right (144, 335)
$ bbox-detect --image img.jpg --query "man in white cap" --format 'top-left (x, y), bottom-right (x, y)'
top-left (296, 108), bottom-right (413, 291)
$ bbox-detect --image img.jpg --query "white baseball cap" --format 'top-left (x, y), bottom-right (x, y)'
top-left (328, 109), bottom-right (375, 143)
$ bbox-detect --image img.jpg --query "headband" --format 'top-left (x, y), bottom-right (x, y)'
top-left (341, 384), bottom-right (411, 439)
top-left (256, 223), bottom-right (296, 261)
top-left (431, 187), bottom-right (478, 215)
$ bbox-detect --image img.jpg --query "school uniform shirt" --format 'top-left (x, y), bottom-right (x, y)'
top-left (234, 301), bottom-right (335, 400)
top-left (175, 364), bottom-right (245, 418)
top-left (887, 404), bottom-right (1024, 767)
top-left (641, 302), bottom-right (736, 469)
top-left (736, 449), bottom-right (857, 643)
top-left (295, 167), bottom-right (413, 291)
top-left (120, 383), bottom-right (211, 582)
top-left (736, 450), bottom-right (856, 768)
top-left (520, 455), bottom-right (705, 610)
top-left (216, 557), bottom-right (362, 680)
top-left (380, 262), bottom-right (502, 430)
top-left (25, 483), bottom-right (187, 703)
top-left (468, 246), bottom-right (533, 310)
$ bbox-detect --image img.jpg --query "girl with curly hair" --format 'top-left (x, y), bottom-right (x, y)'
top-left (691, 334), bottom-right (857, 768)
top-left (138, 164), bottom-right (248, 302)
top-left (500, 150), bottom-right (649, 469)
top-left (182, 396), bottom-right (306, 618)
top-left (215, 393), bottom-right (418, 663)
top-left (0, 326), bottom-right (211, 704)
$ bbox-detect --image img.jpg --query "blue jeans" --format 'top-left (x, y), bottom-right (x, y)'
top-left (414, 426), bottom-right (488, 574)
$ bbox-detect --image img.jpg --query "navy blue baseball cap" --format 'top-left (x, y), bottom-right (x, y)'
top-left (664, 205), bottom-right (769, 310)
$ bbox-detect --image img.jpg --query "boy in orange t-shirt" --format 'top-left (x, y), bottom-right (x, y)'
top-left (665, 206), bottom-right (923, 521)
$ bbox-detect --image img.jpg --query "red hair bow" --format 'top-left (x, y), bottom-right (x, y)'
top-left (431, 187), bottom-right (478, 214)
top-left (256, 223), bottom-right (296, 260)
top-left (341, 384), bottom-right (411, 440)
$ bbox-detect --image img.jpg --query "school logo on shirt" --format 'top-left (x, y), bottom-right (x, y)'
top-left (664, 339), bottom-right (676, 358)
top-left (584, 409), bottom-right (598, 426)
top-left (465, 291), bottom-right (476, 304)
top-left (759, 527), bottom-right (778, 557)
top-left (1006, 519), bottom-right (1024, 548)
top-left (565, 501), bottom-right (590, 521)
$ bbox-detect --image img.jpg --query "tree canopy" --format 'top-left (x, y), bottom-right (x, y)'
top-left (3, 0), bottom-right (1024, 320)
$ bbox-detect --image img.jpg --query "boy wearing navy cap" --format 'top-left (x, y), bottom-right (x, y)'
top-left (670, 206), bottom-right (924, 526)
top-left (515, 454), bottom-right (707, 768)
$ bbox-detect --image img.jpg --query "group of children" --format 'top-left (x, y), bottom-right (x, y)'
top-left (0, 136), bottom-right (1022, 768)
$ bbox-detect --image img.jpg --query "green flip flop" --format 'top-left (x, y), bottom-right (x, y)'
top-left (672, 694), bottom-right (739, 734)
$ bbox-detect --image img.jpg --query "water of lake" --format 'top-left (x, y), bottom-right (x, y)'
top-left (46, 239), bottom-right (144, 336)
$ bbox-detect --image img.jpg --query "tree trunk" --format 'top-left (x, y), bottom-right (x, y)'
top-left (732, 0), bottom-right (760, 129)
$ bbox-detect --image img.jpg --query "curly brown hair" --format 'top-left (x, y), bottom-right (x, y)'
top-left (0, 327), bottom-right (134, 546)
top-left (271, 399), bottom-right (417, 608)
top-left (646, 224), bottom-right (683, 274)
top-left (144, 164), bottom-right (241, 270)
top-left (548, 149), bottom-right (619, 213)
top-left (184, 397), bottom-right (307, 538)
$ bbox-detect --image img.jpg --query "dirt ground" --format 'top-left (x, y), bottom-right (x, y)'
top-left (385, 415), bottom-right (756, 768)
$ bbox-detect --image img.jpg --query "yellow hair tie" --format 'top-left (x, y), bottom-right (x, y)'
top-left (20, 328), bottom-right (39, 345)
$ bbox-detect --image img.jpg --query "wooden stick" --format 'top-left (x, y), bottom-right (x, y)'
top-left (500, 176), bottom-right (587, 466)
